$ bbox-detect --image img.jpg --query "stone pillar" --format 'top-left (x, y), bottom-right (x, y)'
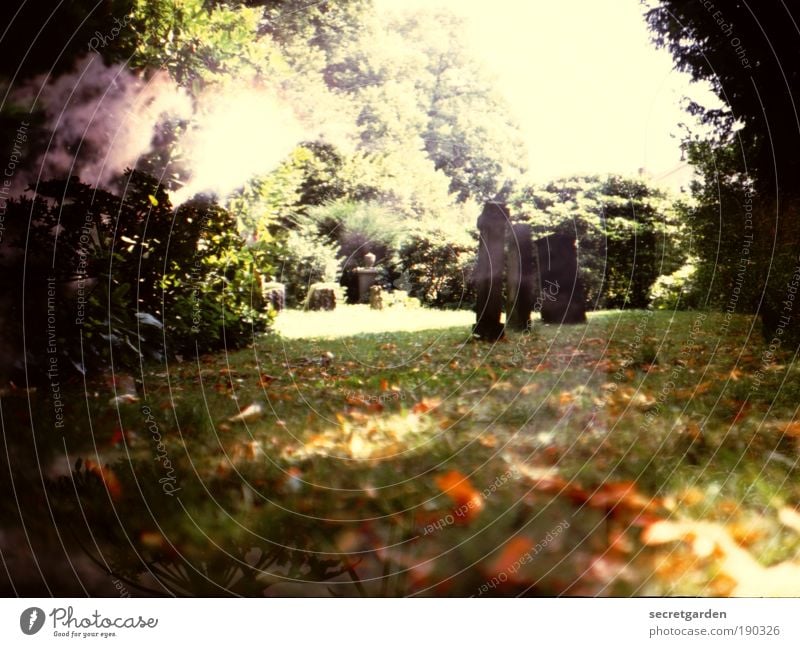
top-left (305, 282), bottom-right (338, 311)
top-left (260, 281), bottom-right (286, 312)
top-left (354, 268), bottom-right (380, 304)
top-left (535, 233), bottom-right (587, 324)
top-left (473, 202), bottom-right (508, 340)
top-left (506, 223), bottom-right (534, 331)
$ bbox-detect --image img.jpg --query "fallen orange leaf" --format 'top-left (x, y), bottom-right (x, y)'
top-left (346, 394), bottom-right (384, 413)
top-left (85, 460), bottom-right (122, 500)
top-left (140, 531), bottom-right (165, 550)
top-left (642, 519), bottom-right (800, 596)
top-left (676, 487), bottom-right (704, 507)
top-left (779, 421), bottom-right (800, 438)
top-left (478, 434), bottom-right (498, 448)
top-left (435, 470), bottom-right (484, 523)
top-left (587, 481), bottom-right (660, 514)
top-left (558, 391), bottom-right (574, 406)
top-left (412, 398), bottom-right (441, 415)
top-left (486, 536), bottom-right (535, 581)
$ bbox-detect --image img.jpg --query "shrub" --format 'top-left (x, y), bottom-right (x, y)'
top-left (268, 228), bottom-right (341, 307)
top-left (0, 172), bottom-right (275, 379)
top-left (397, 224), bottom-right (476, 309)
top-left (649, 258), bottom-right (701, 310)
top-left (511, 175), bottom-right (688, 311)
top-left (303, 200), bottom-right (404, 302)
top-left (161, 197), bottom-right (273, 355)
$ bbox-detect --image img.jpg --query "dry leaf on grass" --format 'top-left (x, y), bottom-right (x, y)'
top-left (84, 459), bottom-right (123, 500)
top-left (228, 402), bottom-right (263, 422)
top-left (643, 519), bottom-right (800, 596)
top-left (485, 536), bottom-right (536, 583)
top-left (435, 470), bottom-right (484, 523)
top-left (412, 397), bottom-right (442, 415)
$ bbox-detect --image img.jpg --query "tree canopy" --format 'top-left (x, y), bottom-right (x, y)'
top-left (645, 0), bottom-right (800, 194)
top-left (646, 1), bottom-right (800, 343)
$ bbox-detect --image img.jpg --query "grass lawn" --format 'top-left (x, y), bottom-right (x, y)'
top-left (5, 305), bottom-right (800, 596)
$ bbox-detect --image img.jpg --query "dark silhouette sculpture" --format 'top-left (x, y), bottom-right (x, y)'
top-left (472, 203), bottom-right (587, 338)
top-left (506, 223), bottom-right (535, 331)
top-left (535, 234), bottom-right (587, 324)
top-left (473, 202), bottom-right (508, 340)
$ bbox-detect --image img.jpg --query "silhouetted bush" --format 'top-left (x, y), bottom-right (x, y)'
top-left (0, 172), bottom-right (273, 380)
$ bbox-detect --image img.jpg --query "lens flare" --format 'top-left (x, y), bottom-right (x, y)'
top-left (171, 86), bottom-right (304, 205)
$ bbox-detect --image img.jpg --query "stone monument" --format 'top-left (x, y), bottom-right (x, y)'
top-left (305, 282), bottom-right (338, 311)
top-left (354, 252), bottom-right (380, 304)
top-left (473, 201), bottom-right (508, 340)
top-left (260, 281), bottom-right (286, 312)
top-left (506, 223), bottom-right (535, 331)
top-left (535, 233), bottom-right (587, 324)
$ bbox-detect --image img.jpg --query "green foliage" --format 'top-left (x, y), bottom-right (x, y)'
top-left (302, 200), bottom-right (404, 302)
top-left (649, 258), bottom-right (700, 310)
top-left (397, 224), bottom-right (476, 309)
top-left (341, 146), bottom-right (456, 219)
top-left (270, 229), bottom-right (342, 307)
top-left (162, 198), bottom-right (273, 354)
top-left (306, 200), bottom-right (404, 249)
top-left (674, 140), bottom-right (763, 312)
top-left (645, 2), bottom-right (800, 192)
top-left (511, 175), bottom-right (687, 310)
top-left (326, 8), bottom-right (526, 203)
top-left (293, 141), bottom-right (350, 207)
top-left (227, 149), bottom-right (307, 235)
top-left (262, 0), bottom-right (374, 73)
top-left (647, 2), bottom-right (800, 346)
top-left (128, 0), bottom-right (273, 85)
top-left (0, 172), bottom-right (273, 376)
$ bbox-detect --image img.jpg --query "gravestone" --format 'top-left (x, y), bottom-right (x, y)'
top-left (473, 202), bottom-right (508, 340)
top-left (506, 223), bottom-right (535, 331)
top-left (535, 233), bottom-right (587, 324)
top-left (305, 282), bottom-right (338, 311)
top-left (354, 252), bottom-right (380, 304)
top-left (261, 281), bottom-right (286, 312)
top-left (369, 285), bottom-right (384, 310)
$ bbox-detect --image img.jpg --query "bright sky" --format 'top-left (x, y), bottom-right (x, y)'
top-left (376, 0), bottom-right (715, 190)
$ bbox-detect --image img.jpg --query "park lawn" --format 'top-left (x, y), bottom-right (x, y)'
top-left (21, 306), bottom-right (800, 596)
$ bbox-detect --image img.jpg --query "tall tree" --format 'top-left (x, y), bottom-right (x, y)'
top-left (646, 1), bottom-right (800, 342)
top-left (512, 175), bottom-right (686, 309)
top-left (326, 8), bottom-right (527, 203)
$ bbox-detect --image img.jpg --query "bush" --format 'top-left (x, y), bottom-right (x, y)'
top-left (0, 172), bottom-right (275, 379)
top-left (161, 197), bottom-right (273, 355)
top-left (511, 175), bottom-right (688, 311)
top-left (397, 224), bottom-right (476, 309)
top-left (649, 258), bottom-right (701, 310)
top-left (303, 200), bottom-right (404, 302)
top-left (268, 229), bottom-right (341, 307)
top-left (760, 245), bottom-right (800, 347)
top-left (384, 291), bottom-right (421, 309)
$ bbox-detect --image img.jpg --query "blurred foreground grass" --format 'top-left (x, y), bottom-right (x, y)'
top-left (4, 307), bottom-right (800, 596)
